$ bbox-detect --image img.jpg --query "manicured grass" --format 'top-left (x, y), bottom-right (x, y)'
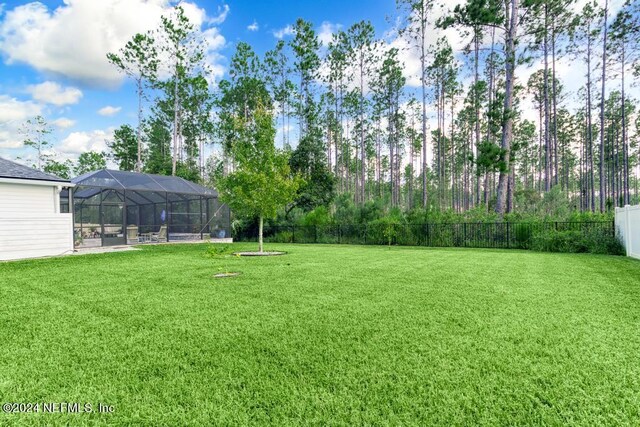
top-left (1, 244), bottom-right (640, 425)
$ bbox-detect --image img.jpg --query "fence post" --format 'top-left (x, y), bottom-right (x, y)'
top-left (426, 223), bottom-right (430, 247)
top-left (314, 225), bottom-right (318, 243)
top-left (463, 223), bottom-right (467, 247)
top-left (506, 222), bottom-right (510, 249)
top-left (291, 225), bottom-right (295, 243)
top-left (623, 206), bottom-right (631, 256)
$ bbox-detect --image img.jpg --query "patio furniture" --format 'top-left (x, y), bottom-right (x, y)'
top-left (150, 225), bottom-right (167, 243)
top-left (126, 225), bottom-right (139, 245)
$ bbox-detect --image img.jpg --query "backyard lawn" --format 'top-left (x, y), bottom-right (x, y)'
top-left (1, 243), bottom-right (640, 425)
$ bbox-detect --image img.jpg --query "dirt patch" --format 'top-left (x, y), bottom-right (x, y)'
top-left (213, 272), bottom-right (242, 278)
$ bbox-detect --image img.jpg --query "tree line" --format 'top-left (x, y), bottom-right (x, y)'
top-left (20, 0), bottom-right (640, 219)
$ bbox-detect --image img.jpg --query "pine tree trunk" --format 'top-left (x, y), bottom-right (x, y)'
top-left (496, 0), bottom-right (519, 215)
top-left (551, 18), bottom-right (559, 187)
top-left (137, 77), bottom-right (143, 173)
top-left (543, 6), bottom-right (551, 192)
top-left (474, 29), bottom-right (481, 208)
top-left (599, 0), bottom-right (608, 212)
top-left (360, 55), bottom-right (366, 206)
top-left (421, 9), bottom-right (428, 210)
top-left (586, 25), bottom-right (595, 212)
top-left (172, 61), bottom-right (179, 177)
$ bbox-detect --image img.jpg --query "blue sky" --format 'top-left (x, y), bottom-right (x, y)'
top-left (0, 0), bottom-right (634, 166)
top-left (0, 0), bottom-right (398, 163)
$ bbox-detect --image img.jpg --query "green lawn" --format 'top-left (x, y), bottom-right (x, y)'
top-left (1, 244), bottom-right (640, 425)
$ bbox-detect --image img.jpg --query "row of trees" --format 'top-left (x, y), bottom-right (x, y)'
top-left (20, 0), bottom-right (640, 221)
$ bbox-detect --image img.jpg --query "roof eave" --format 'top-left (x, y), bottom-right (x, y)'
top-left (0, 177), bottom-right (74, 187)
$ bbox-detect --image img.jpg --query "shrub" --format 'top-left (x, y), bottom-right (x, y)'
top-left (530, 227), bottom-right (624, 255)
top-left (266, 230), bottom-right (293, 243)
top-left (301, 206), bottom-right (331, 226)
top-left (368, 217), bottom-right (402, 246)
top-left (514, 223), bottom-right (534, 248)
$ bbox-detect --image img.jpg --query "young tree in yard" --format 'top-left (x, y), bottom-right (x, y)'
top-left (216, 108), bottom-right (301, 253)
top-left (19, 115), bottom-right (52, 171)
top-left (107, 33), bottom-right (158, 172)
top-left (75, 151), bottom-right (107, 176)
top-left (108, 124), bottom-right (138, 171)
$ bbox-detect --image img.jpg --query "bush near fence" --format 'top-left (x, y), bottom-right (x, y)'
top-left (234, 221), bottom-right (622, 255)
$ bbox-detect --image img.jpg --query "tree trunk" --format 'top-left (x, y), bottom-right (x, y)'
top-left (474, 29), bottom-right (481, 208)
top-left (586, 22), bottom-right (595, 212)
top-left (421, 7), bottom-right (428, 209)
top-left (137, 77), bottom-right (143, 173)
top-left (360, 54), bottom-right (366, 205)
top-left (543, 5), bottom-right (551, 192)
top-left (496, 0), bottom-right (519, 215)
top-left (598, 0), bottom-right (608, 212)
top-left (172, 61), bottom-right (179, 176)
top-left (258, 215), bottom-right (264, 253)
top-left (551, 17), bottom-right (559, 187)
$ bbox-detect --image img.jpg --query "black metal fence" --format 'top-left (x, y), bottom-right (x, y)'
top-left (234, 221), bottom-right (615, 250)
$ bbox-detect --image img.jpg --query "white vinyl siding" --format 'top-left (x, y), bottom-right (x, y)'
top-left (0, 181), bottom-right (73, 261)
top-left (0, 183), bottom-right (57, 215)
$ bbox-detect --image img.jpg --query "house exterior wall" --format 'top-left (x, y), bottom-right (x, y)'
top-left (615, 204), bottom-right (640, 260)
top-left (0, 180), bottom-right (74, 261)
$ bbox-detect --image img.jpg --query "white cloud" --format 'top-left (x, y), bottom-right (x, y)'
top-left (98, 106), bottom-right (121, 116)
top-left (58, 129), bottom-right (112, 155)
top-left (0, 95), bottom-right (42, 148)
top-left (202, 27), bottom-right (226, 85)
top-left (52, 117), bottom-right (76, 129)
top-left (26, 81), bottom-right (82, 106)
top-left (318, 21), bottom-right (341, 46)
top-left (273, 24), bottom-right (294, 39)
top-left (208, 4), bottom-right (229, 25)
top-left (247, 20), bottom-right (258, 32)
top-left (0, 0), bottom-right (226, 88)
top-left (0, 95), bottom-right (41, 124)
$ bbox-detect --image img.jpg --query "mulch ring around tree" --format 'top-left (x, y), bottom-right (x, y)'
top-left (213, 272), bottom-right (242, 278)
top-left (233, 251), bottom-right (287, 257)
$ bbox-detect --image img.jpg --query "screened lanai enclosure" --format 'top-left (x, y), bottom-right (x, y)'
top-left (68, 170), bottom-right (231, 248)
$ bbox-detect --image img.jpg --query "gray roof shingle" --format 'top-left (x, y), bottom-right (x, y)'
top-left (0, 157), bottom-right (69, 183)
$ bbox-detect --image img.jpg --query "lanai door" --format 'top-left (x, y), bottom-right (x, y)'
top-left (101, 190), bottom-right (125, 246)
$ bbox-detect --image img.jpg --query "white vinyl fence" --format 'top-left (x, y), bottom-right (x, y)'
top-left (615, 205), bottom-right (640, 260)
